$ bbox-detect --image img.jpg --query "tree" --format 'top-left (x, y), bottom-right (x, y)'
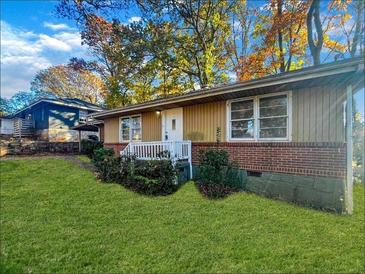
top-left (236, 0), bottom-right (309, 80)
top-left (225, 0), bottom-right (256, 78)
top-left (307, 0), bottom-right (323, 65)
top-left (326, 0), bottom-right (365, 59)
top-left (31, 62), bottom-right (107, 104)
top-left (139, 0), bottom-right (234, 88)
top-left (58, 0), bottom-right (235, 91)
top-left (0, 90), bottom-right (53, 116)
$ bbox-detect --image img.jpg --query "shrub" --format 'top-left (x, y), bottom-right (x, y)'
top-left (90, 148), bottom-right (178, 195)
top-left (196, 149), bottom-right (242, 198)
top-left (81, 139), bottom-right (103, 158)
top-left (126, 159), bottom-right (178, 195)
top-left (92, 148), bottom-right (121, 182)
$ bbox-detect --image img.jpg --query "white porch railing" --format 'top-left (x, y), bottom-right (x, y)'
top-left (13, 118), bottom-right (34, 138)
top-left (121, 140), bottom-right (192, 179)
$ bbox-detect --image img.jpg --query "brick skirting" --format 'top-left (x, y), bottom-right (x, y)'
top-left (104, 142), bottom-right (347, 179)
top-left (192, 142), bottom-right (346, 179)
top-left (104, 143), bottom-right (127, 155)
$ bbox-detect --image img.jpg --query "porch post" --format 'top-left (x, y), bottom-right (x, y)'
top-left (78, 130), bottom-right (82, 153)
top-left (345, 84), bottom-right (353, 214)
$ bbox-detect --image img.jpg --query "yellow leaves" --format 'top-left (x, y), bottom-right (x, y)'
top-left (323, 34), bottom-right (347, 53)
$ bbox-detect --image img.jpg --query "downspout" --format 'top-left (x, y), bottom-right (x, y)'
top-left (345, 84), bottom-right (353, 214)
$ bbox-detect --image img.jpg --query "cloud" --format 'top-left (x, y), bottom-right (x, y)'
top-left (0, 20), bottom-right (88, 98)
top-left (43, 22), bottom-right (71, 31)
top-left (39, 34), bottom-right (72, 51)
top-left (128, 16), bottom-right (142, 23)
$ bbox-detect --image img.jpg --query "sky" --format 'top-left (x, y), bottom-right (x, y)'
top-left (0, 0), bottom-right (363, 118)
top-left (0, 0), bottom-right (142, 99)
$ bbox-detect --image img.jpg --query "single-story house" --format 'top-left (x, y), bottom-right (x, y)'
top-left (5, 98), bottom-right (104, 142)
top-left (92, 57), bottom-right (364, 214)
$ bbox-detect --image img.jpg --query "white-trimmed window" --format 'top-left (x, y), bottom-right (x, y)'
top-left (228, 92), bottom-right (291, 141)
top-left (259, 95), bottom-right (288, 139)
top-left (120, 115), bottom-right (141, 142)
top-left (230, 99), bottom-right (255, 139)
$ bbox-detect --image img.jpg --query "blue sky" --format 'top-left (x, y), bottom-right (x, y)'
top-left (0, 0), bottom-right (142, 99)
top-left (0, 0), bottom-right (363, 118)
top-left (1, 0), bottom-right (88, 98)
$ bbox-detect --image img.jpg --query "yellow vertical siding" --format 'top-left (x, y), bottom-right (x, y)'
top-left (183, 101), bottom-right (226, 142)
top-left (292, 85), bottom-right (346, 142)
top-left (142, 111), bottom-right (162, 141)
top-left (103, 85), bottom-right (346, 144)
top-left (104, 117), bottom-right (119, 143)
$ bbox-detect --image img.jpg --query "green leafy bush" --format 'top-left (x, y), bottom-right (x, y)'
top-left (126, 159), bottom-right (178, 195)
top-left (91, 148), bottom-right (177, 195)
top-left (81, 139), bottom-right (103, 158)
top-left (92, 148), bottom-right (122, 182)
top-left (196, 149), bottom-right (242, 198)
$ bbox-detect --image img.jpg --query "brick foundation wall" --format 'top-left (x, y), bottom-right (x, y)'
top-left (192, 142), bottom-right (346, 179)
top-left (104, 143), bottom-right (127, 155)
top-left (104, 142), bottom-right (346, 179)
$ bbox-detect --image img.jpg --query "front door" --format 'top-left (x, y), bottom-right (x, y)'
top-left (161, 108), bottom-right (183, 141)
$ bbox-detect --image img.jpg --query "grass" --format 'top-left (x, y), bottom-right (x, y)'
top-left (0, 158), bottom-right (364, 273)
top-left (76, 155), bottom-right (91, 163)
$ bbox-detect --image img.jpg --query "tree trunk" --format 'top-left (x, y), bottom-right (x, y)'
top-left (277, 0), bottom-right (285, 73)
top-left (306, 0), bottom-right (323, 65)
top-left (350, 0), bottom-right (364, 57)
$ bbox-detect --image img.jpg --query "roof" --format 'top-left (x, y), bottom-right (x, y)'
top-left (72, 123), bottom-right (101, 132)
top-left (12, 97), bottom-right (105, 117)
top-left (92, 56), bottom-right (364, 119)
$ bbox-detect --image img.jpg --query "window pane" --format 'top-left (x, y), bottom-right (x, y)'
top-left (122, 130), bottom-right (130, 140)
top-left (172, 119), bottom-right (176, 130)
top-left (231, 120), bottom-right (254, 138)
top-left (260, 106), bottom-right (287, 117)
top-left (121, 118), bottom-right (130, 141)
top-left (260, 128), bottom-right (287, 138)
top-left (260, 95), bottom-right (287, 108)
top-left (231, 100), bottom-right (253, 111)
top-left (131, 116), bottom-right (141, 128)
top-left (131, 129), bottom-right (141, 141)
top-left (260, 95), bottom-right (287, 118)
top-left (231, 120), bottom-right (254, 129)
top-left (232, 129), bottom-right (254, 138)
top-left (231, 109), bottom-right (254, 120)
top-left (260, 117), bottom-right (287, 128)
top-left (122, 118), bottom-right (130, 129)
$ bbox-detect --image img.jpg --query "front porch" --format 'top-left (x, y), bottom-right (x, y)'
top-left (120, 140), bottom-right (193, 178)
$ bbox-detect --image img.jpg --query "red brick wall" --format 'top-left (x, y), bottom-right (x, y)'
top-left (104, 143), bottom-right (127, 155)
top-left (104, 142), bottom-right (346, 178)
top-left (192, 142), bottom-right (346, 178)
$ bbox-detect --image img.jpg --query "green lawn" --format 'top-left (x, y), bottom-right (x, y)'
top-left (1, 158), bottom-right (364, 273)
top-left (76, 155), bottom-right (91, 163)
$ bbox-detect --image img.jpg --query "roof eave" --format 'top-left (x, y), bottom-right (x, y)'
top-left (93, 57), bottom-right (364, 119)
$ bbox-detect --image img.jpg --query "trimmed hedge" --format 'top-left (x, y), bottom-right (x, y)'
top-left (91, 148), bottom-right (178, 195)
top-left (196, 149), bottom-right (242, 199)
top-left (126, 159), bottom-right (178, 195)
top-left (92, 148), bottom-right (122, 182)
